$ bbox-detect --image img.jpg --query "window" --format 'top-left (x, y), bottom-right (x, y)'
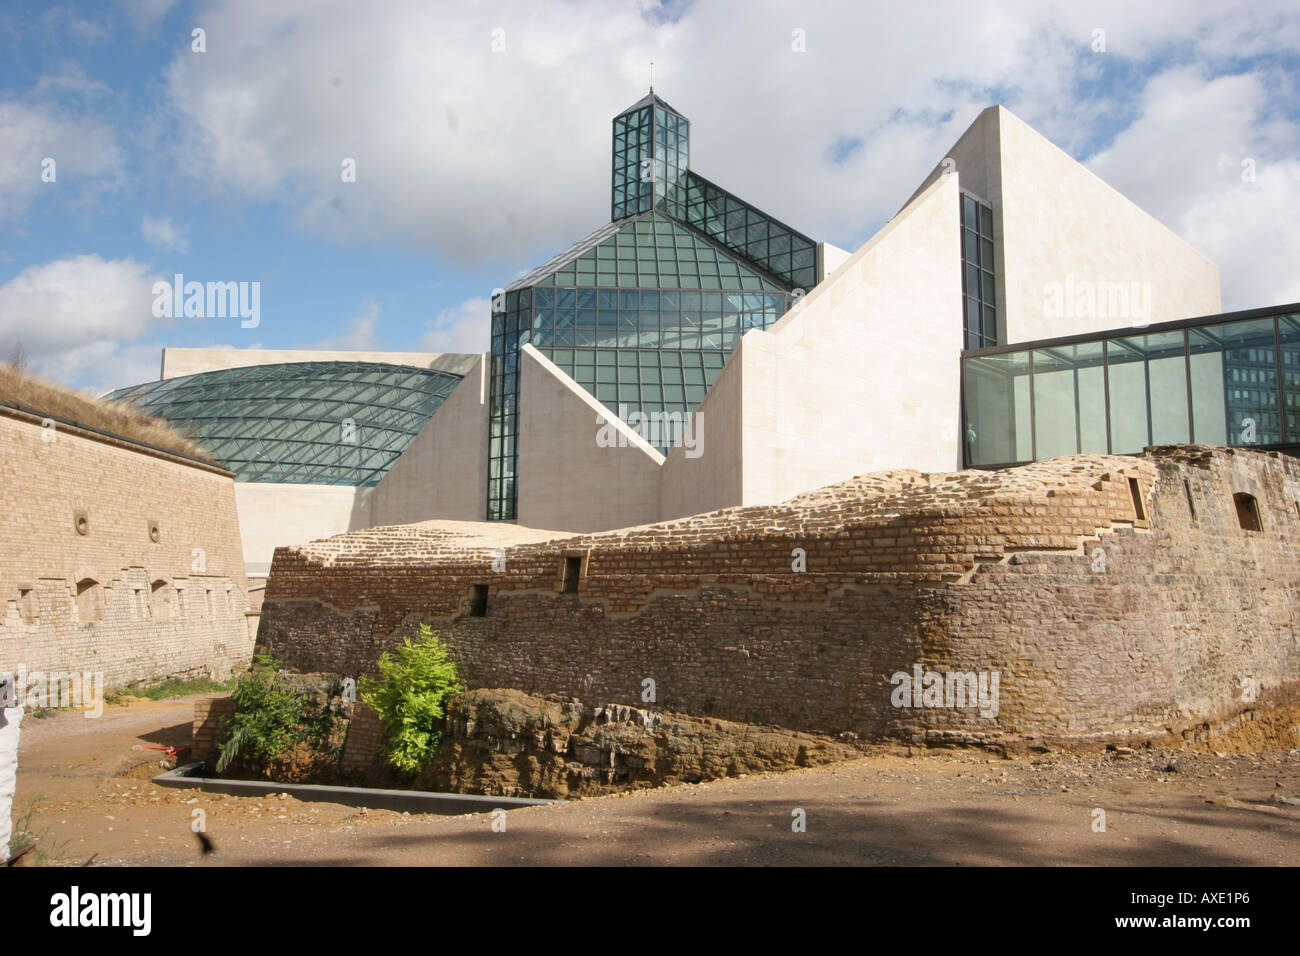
top-left (469, 584), bottom-right (488, 617)
top-left (1234, 493), bottom-right (1263, 532)
top-left (151, 580), bottom-right (171, 620)
top-left (18, 588), bottom-right (37, 624)
top-left (1128, 478), bottom-right (1146, 521)
top-left (960, 191), bottom-right (997, 349)
top-left (75, 579), bottom-right (102, 622)
top-left (1184, 480), bottom-right (1197, 521)
top-left (562, 556), bottom-right (582, 594)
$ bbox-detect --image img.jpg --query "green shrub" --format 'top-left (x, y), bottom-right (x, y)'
top-left (215, 651), bottom-right (308, 774)
top-left (360, 626), bottom-right (463, 776)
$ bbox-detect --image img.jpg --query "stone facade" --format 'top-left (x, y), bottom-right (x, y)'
top-left (257, 446), bottom-right (1300, 745)
top-left (0, 405), bottom-right (252, 692)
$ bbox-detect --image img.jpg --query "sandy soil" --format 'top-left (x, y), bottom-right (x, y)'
top-left (13, 695), bottom-right (1300, 866)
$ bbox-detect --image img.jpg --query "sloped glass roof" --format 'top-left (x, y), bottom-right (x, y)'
top-left (615, 90), bottom-right (685, 120)
top-left (662, 171), bottom-right (818, 290)
top-left (511, 209), bottom-right (792, 292)
top-left (104, 361), bottom-right (463, 485)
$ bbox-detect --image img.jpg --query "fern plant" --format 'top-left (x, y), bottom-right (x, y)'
top-left (215, 650), bottom-right (308, 774)
top-left (360, 626), bottom-right (463, 775)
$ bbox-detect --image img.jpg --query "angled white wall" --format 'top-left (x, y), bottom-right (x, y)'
top-left (516, 345), bottom-right (663, 532)
top-left (369, 353), bottom-right (490, 527)
top-left (234, 483), bottom-right (372, 574)
top-left (735, 173), bottom-right (965, 506)
top-left (659, 341), bottom-right (744, 521)
top-left (909, 105), bottom-right (1220, 345)
top-left (995, 106), bottom-right (1220, 340)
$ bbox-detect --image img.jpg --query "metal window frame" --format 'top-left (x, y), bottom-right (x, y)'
top-left (961, 301), bottom-right (1300, 468)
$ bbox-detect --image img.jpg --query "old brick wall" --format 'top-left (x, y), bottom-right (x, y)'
top-left (0, 406), bottom-right (252, 691)
top-left (257, 447), bottom-right (1300, 744)
top-left (192, 696), bottom-right (237, 762)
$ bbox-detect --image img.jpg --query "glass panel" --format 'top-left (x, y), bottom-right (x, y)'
top-left (1143, 331), bottom-right (1190, 444)
top-left (1106, 338), bottom-right (1149, 453)
top-left (1033, 349), bottom-right (1078, 459)
top-left (1222, 318), bottom-right (1279, 446)
top-left (1280, 315), bottom-right (1300, 442)
top-left (104, 361), bottom-right (466, 486)
top-left (1188, 326), bottom-right (1228, 445)
top-left (964, 350), bottom-right (1031, 465)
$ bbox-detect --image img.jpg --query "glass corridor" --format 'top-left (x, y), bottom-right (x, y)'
top-left (962, 306), bottom-right (1300, 467)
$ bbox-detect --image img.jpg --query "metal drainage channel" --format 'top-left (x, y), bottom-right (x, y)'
top-left (153, 763), bottom-right (554, 814)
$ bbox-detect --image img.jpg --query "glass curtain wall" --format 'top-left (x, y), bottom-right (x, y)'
top-left (963, 310), bottom-right (1299, 466)
top-left (612, 95), bottom-right (688, 220)
top-left (665, 172), bottom-right (818, 290)
top-left (961, 192), bottom-right (997, 349)
top-left (487, 211), bottom-right (794, 520)
top-left (491, 91), bottom-right (815, 521)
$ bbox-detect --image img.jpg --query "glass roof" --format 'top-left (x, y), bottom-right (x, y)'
top-left (615, 90), bottom-right (685, 120)
top-left (507, 209), bottom-right (792, 293)
top-left (104, 361), bottom-right (463, 485)
top-left (663, 171), bottom-right (817, 289)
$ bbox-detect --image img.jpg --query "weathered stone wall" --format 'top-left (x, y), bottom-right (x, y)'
top-left (420, 689), bottom-right (859, 798)
top-left (0, 406), bottom-right (252, 691)
top-left (257, 447), bottom-right (1300, 744)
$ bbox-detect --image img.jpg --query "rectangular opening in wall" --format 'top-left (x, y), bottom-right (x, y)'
top-left (469, 584), bottom-right (489, 617)
top-left (562, 556), bottom-right (582, 594)
top-left (18, 588), bottom-right (37, 624)
top-left (1183, 479), bottom-right (1196, 521)
top-left (1234, 492), bottom-right (1263, 532)
top-left (75, 578), bottom-right (102, 622)
top-left (151, 580), bottom-right (170, 620)
top-left (1128, 477), bottom-right (1146, 521)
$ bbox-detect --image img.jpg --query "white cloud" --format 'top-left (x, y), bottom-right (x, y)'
top-left (0, 255), bottom-right (161, 359)
top-left (307, 298), bottom-right (383, 349)
top-left (1086, 66), bottom-right (1300, 310)
top-left (0, 255), bottom-right (188, 391)
top-left (418, 295), bottom-right (490, 354)
top-left (41, 6), bottom-right (109, 46)
top-left (31, 340), bottom-right (168, 397)
top-left (116, 0), bottom-right (178, 31)
top-left (152, 2), bottom-right (1300, 294)
top-left (1182, 161), bottom-right (1300, 310)
top-left (141, 215), bottom-right (189, 252)
top-left (0, 99), bottom-right (122, 221)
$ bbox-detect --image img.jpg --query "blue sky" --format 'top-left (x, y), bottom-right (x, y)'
top-left (2, 0), bottom-right (1298, 394)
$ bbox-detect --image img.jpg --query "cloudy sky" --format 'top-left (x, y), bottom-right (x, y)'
top-left (1, 0), bottom-right (1298, 394)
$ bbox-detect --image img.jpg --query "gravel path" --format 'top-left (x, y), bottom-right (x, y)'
top-left (14, 697), bottom-right (1300, 866)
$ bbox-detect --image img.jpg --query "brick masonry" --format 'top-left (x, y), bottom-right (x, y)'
top-left (0, 406), bottom-right (252, 691)
top-left (256, 446), bottom-right (1300, 744)
top-left (191, 696), bottom-right (237, 762)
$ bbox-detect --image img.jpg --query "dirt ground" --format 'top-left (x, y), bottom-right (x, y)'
top-left (13, 695), bottom-right (1300, 866)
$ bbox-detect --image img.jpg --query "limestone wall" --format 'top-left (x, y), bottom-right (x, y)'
top-left (0, 406), bottom-right (252, 691)
top-left (257, 447), bottom-right (1300, 744)
top-left (369, 354), bottom-right (491, 527)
